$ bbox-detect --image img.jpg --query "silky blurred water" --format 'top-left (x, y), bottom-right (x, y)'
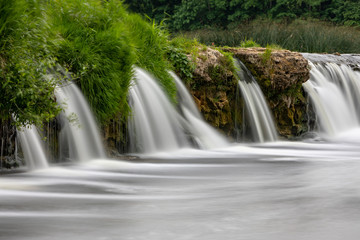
top-left (2, 138), bottom-right (360, 240)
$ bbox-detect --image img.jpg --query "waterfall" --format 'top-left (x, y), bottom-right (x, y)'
top-left (302, 56), bottom-right (360, 137)
top-left (128, 68), bottom-right (189, 153)
top-left (17, 126), bottom-right (48, 169)
top-left (170, 71), bottom-right (228, 149)
top-left (128, 68), bottom-right (227, 153)
top-left (55, 82), bottom-right (106, 161)
top-left (234, 60), bottom-right (278, 142)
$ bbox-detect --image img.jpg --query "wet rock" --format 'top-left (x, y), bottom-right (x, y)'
top-left (222, 47), bottom-right (310, 137)
top-left (0, 119), bottom-right (18, 168)
top-left (186, 47), bottom-right (237, 137)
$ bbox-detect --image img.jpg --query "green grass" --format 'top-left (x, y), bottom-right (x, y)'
top-left (124, 14), bottom-right (177, 101)
top-left (179, 19), bottom-right (360, 53)
top-left (48, 0), bottom-right (135, 123)
top-left (1, 0), bottom-right (181, 126)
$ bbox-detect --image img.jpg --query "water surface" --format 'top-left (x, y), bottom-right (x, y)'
top-left (1, 140), bottom-right (360, 240)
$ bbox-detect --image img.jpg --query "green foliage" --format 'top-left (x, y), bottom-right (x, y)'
top-left (166, 45), bottom-right (194, 82)
top-left (123, 14), bottom-right (177, 100)
top-left (0, 0), bottom-right (62, 126)
top-left (169, 36), bottom-right (200, 54)
top-left (261, 47), bottom-right (272, 64)
top-left (165, 36), bottom-right (200, 82)
top-left (182, 19), bottom-right (360, 53)
top-left (217, 49), bottom-right (236, 73)
top-left (124, 0), bottom-right (181, 24)
top-left (49, 0), bottom-right (135, 123)
top-left (1, 0), bottom-right (181, 127)
top-left (125, 0), bottom-right (360, 31)
top-left (240, 39), bottom-right (261, 48)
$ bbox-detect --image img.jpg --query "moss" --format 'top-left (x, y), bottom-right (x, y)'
top-left (198, 54), bottom-right (208, 61)
top-left (217, 48), bottom-right (236, 73)
top-left (207, 65), bottom-right (226, 84)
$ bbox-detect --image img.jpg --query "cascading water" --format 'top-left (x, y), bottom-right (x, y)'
top-left (55, 82), bottom-right (106, 161)
top-left (128, 68), bottom-right (189, 153)
top-left (170, 71), bottom-right (228, 149)
top-left (17, 125), bottom-right (48, 169)
top-left (234, 60), bottom-right (278, 142)
top-left (128, 68), bottom-right (227, 153)
top-left (302, 53), bottom-right (360, 137)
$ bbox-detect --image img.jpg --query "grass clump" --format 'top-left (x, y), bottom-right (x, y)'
top-left (49, 0), bottom-right (135, 123)
top-left (240, 39), bottom-right (261, 48)
top-left (123, 14), bottom-right (177, 100)
top-left (1, 0), bottom-right (183, 126)
top-left (261, 47), bottom-right (272, 64)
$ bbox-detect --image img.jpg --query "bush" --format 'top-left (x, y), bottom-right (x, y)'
top-left (0, 0), bottom-right (62, 126)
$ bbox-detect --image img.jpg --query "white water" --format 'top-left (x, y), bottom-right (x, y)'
top-left (3, 139), bottom-right (360, 240)
top-left (128, 68), bottom-right (189, 153)
top-left (171, 71), bottom-right (228, 149)
top-left (6, 59), bottom-right (360, 240)
top-left (170, 71), bottom-right (202, 119)
top-left (235, 60), bottom-right (278, 142)
top-left (128, 69), bottom-right (228, 153)
top-left (302, 61), bottom-right (360, 137)
top-left (17, 125), bottom-right (48, 169)
top-left (55, 83), bottom-right (106, 161)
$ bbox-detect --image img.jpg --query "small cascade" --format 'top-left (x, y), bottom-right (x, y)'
top-left (170, 71), bottom-right (228, 149)
top-left (128, 68), bottom-right (189, 153)
top-left (55, 82), bottom-right (106, 161)
top-left (128, 68), bottom-right (228, 153)
top-left (234, 60), bottom-right (278, 142)
top-left (302, 56), bottom-right (360, 136)
top-left (17, 125), bottom-right (48, 169)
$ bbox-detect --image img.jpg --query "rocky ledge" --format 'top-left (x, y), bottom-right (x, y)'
top-left (189, 47), bottom-right (310, 138)
top-left (186, 47), bottom-right (237, 136)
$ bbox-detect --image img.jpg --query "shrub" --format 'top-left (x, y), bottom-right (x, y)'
top-left (0, 0), bottom-right (62, 126)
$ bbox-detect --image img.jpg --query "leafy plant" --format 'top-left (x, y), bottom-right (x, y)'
top-left (166, 45), bottom-right (194, 82)
top-left (0, 0), bottom-right (62, 126)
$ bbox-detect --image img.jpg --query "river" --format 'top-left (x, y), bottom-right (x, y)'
top-left (1, 138), bottom-right (360, 240)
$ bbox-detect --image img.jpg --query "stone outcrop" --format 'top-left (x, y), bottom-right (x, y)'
top-left (0, 119), bottom-right (20, 168)
top-left (223, 47), bottom-right (310, 137)
top-left (186, 47), bottom-right (237, 136)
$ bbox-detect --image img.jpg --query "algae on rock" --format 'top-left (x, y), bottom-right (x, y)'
top-left (185, 47), bottom-right (238, 136)
top-left (224, 47), bottom-right (310, 138)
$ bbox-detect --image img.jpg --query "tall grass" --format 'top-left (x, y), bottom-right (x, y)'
top-left (124, 14), bottom-right (177, 100)
top-left (180, 19), bottom-right (360, 53)
top-left (48, 0), bottom-right (135, 123)
top-left (1, 0), bottom-right (181, 125)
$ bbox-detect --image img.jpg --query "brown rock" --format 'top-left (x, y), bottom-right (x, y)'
top-left (186, 47), bottom-right (237, 136)
top-left (223, 47), bottom-right (310, 138)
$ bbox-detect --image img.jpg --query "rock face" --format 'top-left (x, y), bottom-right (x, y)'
top-left (0, 119), bottom-right (20, 168)
top-left (223, 47), bottom-right (310, 138)
top-left (186, 47), bottom-right (238, 136)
